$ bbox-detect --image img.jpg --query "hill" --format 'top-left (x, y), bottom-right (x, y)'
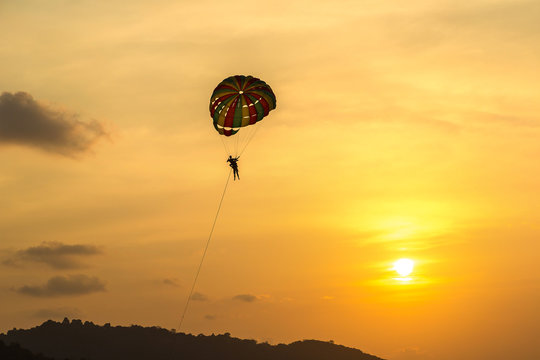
top-left (1, 318), bottom-right (384, 360)
top-left (0, 339), bottom-right (56, 360)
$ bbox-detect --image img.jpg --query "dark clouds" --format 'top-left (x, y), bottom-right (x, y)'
top-left (15, 274), bottom-right (106, 297)
top-left (3, 242), bottom-right (102, 269)
top-left (163, 278), bottom-right (180, 287)
top-left (232, 294), bottom-right (258, 302)
top-left (32, 307), bottom-right (81, 319)
top-left (190, 292), bottom-right (208, 301)
top-left (0, 92), bottom-right (107, 156)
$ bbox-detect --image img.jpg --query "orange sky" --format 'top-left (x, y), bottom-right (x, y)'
top-left (1, 1), bottom-right (540, 359)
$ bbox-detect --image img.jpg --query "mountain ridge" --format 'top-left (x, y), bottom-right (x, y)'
top-left (1, 318), bottom-right (385, 360)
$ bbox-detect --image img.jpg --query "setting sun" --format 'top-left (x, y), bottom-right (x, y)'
top-left (393, 259), bottom-right (415, 277)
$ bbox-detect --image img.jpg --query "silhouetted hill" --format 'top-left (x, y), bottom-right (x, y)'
top-left (0, 339), bottom-right (57, 360)
top-left (1, 318), bottom-right (384, 360)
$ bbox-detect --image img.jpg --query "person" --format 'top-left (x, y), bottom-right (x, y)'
top-left (227, 155), bottom-right (240, 180)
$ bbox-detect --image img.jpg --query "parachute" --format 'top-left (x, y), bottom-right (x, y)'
top-left (209, 75), bottom-right (276, 156)
top-left (179, 75), bottom-right (277, 331)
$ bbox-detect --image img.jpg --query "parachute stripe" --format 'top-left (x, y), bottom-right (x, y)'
top-left (213, 123), bottom-right (238, 137)
top-left (249, 94), bottom-right (270, 116)
top-left (214, 99), bottom-right (231, 126)
top-left (234, 75), bottom-right (245, 89)
top-left (223, 97), bottom-right (240, 128)
top-left (240, 95), bottom-right (250, 127)
top-left (254, 91), bottom-right (274, 111)
top-left (246, 94), bottom-right (265, 121)
top-left (243, 95), bottom-right (258, 125)
top-left (214, 84), bottom-right (238, 93)
top-left (249, 87), bottom-right (276, 107)
top-left (244, 76), bottom-right (258, 89)
top-left (213, 95), bottom-right (236, 124)
top-left (210, 93), bottom-right (236, 116)
top-left (232, 96), bottom-right (243, 128)
top-left (211, 88), bottom-right (237, 100)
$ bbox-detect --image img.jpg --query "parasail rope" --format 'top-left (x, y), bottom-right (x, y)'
top-left (178, 169), bottom-right (232, 330)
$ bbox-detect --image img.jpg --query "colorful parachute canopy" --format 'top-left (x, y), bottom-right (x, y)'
top-left (210, 75), bottom-right (276, 137)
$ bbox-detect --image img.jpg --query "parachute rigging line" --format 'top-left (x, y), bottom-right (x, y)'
top-left (235, 131), bottom-right (240, 156)
top-left (178, 169), bottom-right (232, 330)
top-left (238, 122), bottom-right (263, 157)
top-left (219, 135), bottom-right (231, 156)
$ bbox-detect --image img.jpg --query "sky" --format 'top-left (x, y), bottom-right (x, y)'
top-left (1, 1), bottom-right (540, 359)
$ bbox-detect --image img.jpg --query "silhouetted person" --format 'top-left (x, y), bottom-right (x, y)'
top-left (227, 155), bottom-right (240, 180)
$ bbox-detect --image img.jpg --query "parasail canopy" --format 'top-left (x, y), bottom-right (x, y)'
top-left (209, 75), bottom-right (276, 137)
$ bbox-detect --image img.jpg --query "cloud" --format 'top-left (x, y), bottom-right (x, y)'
top-left (0, 92), bottom-right (107, 156)
top-left (15, 274), bottom-right (106, 297)
top-left (3, 242), bottom-right (102, 269)
top-left (393, 347), bottom-right (431, 360)
top-left (163, 278), bottom-right (180, 287)
top-left (32, 307), bottom-right (81, 319)
top-left (232, 294), bottom-right (258, 302)
top-left (190, 292), bottom-right (208, 301)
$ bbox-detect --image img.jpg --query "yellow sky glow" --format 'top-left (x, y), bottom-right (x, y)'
top-left (1, 1), bottom-right (540, 360)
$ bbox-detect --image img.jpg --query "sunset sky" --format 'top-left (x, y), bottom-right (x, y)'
top-left (1, 1), bottom-right (540, 359)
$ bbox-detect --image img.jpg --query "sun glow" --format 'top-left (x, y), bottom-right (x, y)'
top-left (393, 258), bottom-right (414, 277)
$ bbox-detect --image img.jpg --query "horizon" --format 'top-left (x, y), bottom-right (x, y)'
top-left (2, 319), bottom-right (385, 360)
top-left (1, 1), bottom-right (540, 360)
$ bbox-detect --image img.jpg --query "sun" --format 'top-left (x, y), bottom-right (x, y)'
top-left (393, 258), bottom-right (415, 277)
